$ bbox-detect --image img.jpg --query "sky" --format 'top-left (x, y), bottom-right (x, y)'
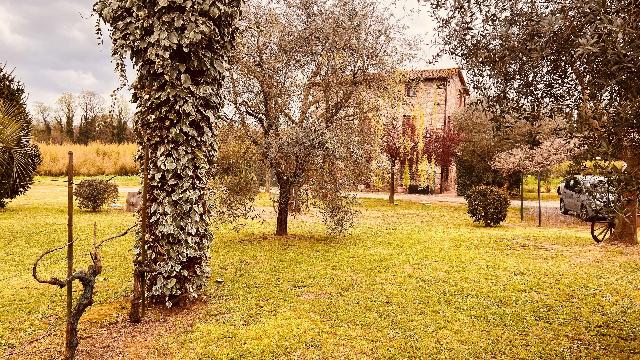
top-left (0, 0), bottom-right (455, 110)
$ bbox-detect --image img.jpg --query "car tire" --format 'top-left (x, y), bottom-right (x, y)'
top-left (560, 199), bottom-right (569, 215)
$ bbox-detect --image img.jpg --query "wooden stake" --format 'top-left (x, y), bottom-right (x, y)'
top-left (141, 142), bottom-right (149, 317)
top-left (520, 173), bottom-right (524, 222)
top-left (65, 151), bottom-right (73, 358)
top-left (130, 142), bottom-right (149, 323)
top-left (537, 172), bottom-right (542, 227)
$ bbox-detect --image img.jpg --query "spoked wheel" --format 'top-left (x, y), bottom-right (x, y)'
top-left (591, 219), bottom-right (615, 243)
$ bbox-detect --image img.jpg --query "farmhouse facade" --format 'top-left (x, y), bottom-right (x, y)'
top-left (402, 67), bottom-right (469, 129)
top-left (397, 67), bottom-right (469, 192)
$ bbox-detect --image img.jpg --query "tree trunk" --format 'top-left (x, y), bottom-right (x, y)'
top-left (129, 271), bottom-right (143, 323)
top-left (439, 166), bottom-right (445, 194)
top-left (143, 131), bottom-right (214, 306)
top-left (610, 156), bottom-right (639, 245)
top-left (408, 156), bottom-right (415, 185)
top-left (443, 165), bottom-right (450, 192)
top-left (610, 193), bottom-right (638, 245)
top-left (276, 183), bottom-right (291, 236)
top-left (389, 160), bottom-right (395, 204)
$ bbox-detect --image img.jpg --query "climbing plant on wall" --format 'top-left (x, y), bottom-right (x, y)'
top-left (94, 0), bottom-right (242, 306)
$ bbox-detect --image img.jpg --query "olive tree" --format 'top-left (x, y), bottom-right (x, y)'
top-left (94, 0), bottom-right (242, 305)
top-left (423, 0), bottom-right (640, 244)
top-left (452, 106), bottom-right (513, 197)
top-left (226, 0), bottom-right (405, 236)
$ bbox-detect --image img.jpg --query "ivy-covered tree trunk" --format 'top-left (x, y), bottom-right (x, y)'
top-left (611, 157), bottom-right (639, 245)
top-left (141, 121), bottom-right (215, 305)
top-left (94, 0), bottom-right (241, 306)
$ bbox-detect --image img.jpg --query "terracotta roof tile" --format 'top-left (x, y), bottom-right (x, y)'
top-left (404, 67), bottom-right (469, 95)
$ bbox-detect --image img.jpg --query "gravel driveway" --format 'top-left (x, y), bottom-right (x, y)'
top-left (119, 187), bottom-right (558, 210)
top-left (353, 192), bottom-right (558, 209)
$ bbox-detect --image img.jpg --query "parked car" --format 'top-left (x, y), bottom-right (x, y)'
top-left (557, 175), bottom-right (616, 221)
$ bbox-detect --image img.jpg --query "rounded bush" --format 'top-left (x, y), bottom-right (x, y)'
top-left (464, 185), bottom-right (510, 227)
top-left (74, 179), bottom-right (119, 212)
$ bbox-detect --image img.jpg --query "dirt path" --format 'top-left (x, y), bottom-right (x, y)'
top-left (4, 302), bottom-right (206, 360)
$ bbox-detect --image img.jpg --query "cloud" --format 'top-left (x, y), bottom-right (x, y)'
top-left (0, 0), bottom-right (121, 108)
top-left (0, 0), bottom-right (456, 111)
top-left (42, 69), bottom-right (100, 89)
top-left (0, 5), bottom-right (35, 51)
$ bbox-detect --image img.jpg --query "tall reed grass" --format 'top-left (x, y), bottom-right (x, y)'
top-left (37, 142), bottom-right (138, 176)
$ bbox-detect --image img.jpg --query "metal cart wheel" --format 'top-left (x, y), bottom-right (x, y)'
top-left (590, 219), bottom-right (615, 243)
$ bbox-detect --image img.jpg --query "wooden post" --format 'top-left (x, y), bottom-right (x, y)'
top-left (520, 173), bottom-right (524, 222)
top-left (140, 143), bottom-right (149, 317)
top-left (537, 172), bottom-right (542, 227)
top-left (130, 143), bottom-right (149, 323)
top-left (65, 151), bottom-right (73, 359)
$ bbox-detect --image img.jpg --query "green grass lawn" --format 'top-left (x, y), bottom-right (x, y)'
top-left (2, 181), bottom-right (640, 358)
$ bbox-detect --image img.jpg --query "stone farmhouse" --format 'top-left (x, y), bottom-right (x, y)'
top-left (402, 67), bottom-right (469, 129)
top-left (397, 67), bottom-right (469, 193)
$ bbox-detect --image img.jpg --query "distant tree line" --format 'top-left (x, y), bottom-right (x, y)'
top-left (32, 91), bottom-right (134, 144)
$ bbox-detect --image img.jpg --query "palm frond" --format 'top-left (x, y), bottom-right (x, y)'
top-left (0, 100), bottom-right (29, 148)
top-left (0, 99), bottom-right (41, 206)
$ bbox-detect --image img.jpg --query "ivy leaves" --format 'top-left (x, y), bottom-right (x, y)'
top-left (94, 0), bottom-right (241, 304)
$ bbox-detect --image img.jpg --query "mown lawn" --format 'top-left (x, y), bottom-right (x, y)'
top-left (2, 180), bottom-right (640, 359)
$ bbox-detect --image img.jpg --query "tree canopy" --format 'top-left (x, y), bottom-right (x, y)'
top-left (424, 0), bottom-right (640, 243)
top-left (226, 0), bottom-right (406, 235)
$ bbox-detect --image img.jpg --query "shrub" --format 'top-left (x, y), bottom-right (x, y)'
top-left (452, 106), bottom-right (516, 196)
top-left (464, 185), bottom-right (510, 227)
top-left (74, 179), bottom-right (119, 212)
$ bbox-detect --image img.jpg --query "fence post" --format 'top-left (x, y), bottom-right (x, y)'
top-left (65, 151), bottom-right (73, 359)
top-left (141, 142), bottom-right (149, 317)
top-left (520, 174), bottom-right (524, 222)
top-left (537, 171), bottom-right (542, 227)
top-left (130, 142), bottom-right (149, 323)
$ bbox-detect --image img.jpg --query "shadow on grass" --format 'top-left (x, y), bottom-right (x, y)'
top-left (230, 231), bottom-right (353, 246)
